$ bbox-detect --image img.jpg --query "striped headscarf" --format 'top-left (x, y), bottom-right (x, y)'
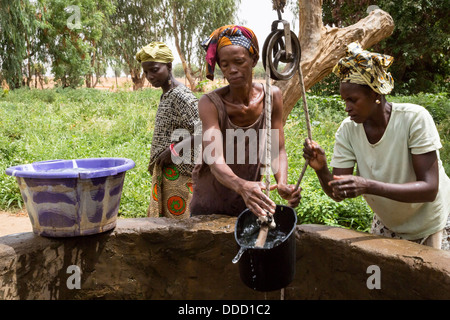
top-left (333, 42), bottom-right (394, 95)
top-left (202, 25), bottom-right (259, 80)
top-left (136, 42), bottom-right (174, 64)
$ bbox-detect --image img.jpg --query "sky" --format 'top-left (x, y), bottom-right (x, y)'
top-left (237, 0), bottom-right (297, 54)
top-left (169, 0), bottom-right (296, 65)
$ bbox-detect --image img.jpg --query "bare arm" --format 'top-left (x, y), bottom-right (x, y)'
top-left (303, 138), bottom-right (439, 203)
top-left (330, 151), bottom-right (439, 203)
top-left (198, 94), bottom-right (275, 217)
top-left (155, 136), bottom-right (194, 168)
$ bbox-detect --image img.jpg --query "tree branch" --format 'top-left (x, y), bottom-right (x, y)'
top-left (274, 2), bottom-right (395, 123)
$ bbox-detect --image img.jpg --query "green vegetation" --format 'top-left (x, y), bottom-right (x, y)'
top-left (0, 88), bottom-right (157, 216)
top-left (321, 0), bottom-right (450, 95)
top-left (273, 95), bottom-right (370, 231)
top-left (0, 0), bottom-right (240, 91)
top-left (2, 0), bottom-right (448, 94)
top-left (0, 89), bottom-right (448, 233)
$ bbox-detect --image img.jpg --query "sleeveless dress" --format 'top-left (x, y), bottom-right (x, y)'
top-left (189, 88), bottom-right (267, 217)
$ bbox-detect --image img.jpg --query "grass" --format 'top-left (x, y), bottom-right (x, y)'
top-left (0, 87), bottom-right (158, 217)
top-left (0, 88), bottom-right (448, 233)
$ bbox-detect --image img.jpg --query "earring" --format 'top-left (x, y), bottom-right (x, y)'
top-left (168, 79), bottom-right (172, 86)
top-left (375, 99), bottom-right (381, 104)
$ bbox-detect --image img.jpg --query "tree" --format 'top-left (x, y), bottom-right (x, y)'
top-left (31, 62), bottom-right (46, 89)
top-left (0, 0), bottom-right (29, 88)
top-left (160, 0), bottom-right (240, 91)
top-left (39, 0), bottom-right (113, 88)
top-left (82, 1), bottom-right (115, 88)
top-left (109, 0), bottom-right (164, 90)
top-left (0, 0), bottom-right (50, 89)
top-left (273, 0), bottom-right (395, 122)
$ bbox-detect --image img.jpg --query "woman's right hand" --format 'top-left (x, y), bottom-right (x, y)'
top-left (239, 180), bottom-right (276, 218)
top-left (303, 138), bottom-right (327, 171)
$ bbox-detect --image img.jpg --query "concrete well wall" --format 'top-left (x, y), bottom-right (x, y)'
top-left (0, 215), bottom-right (449, 300)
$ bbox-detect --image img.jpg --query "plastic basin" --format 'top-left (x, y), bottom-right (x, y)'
top-left (5, 158), bottom-right (135, 237)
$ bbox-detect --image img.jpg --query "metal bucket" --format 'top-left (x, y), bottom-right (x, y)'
top-left (233, 204), bottom-right (297, 292)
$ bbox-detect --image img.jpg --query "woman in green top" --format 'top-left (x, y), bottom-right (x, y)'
top-left (303, 42), bottom-right (450, 250)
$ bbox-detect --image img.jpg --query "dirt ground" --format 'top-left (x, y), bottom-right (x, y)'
top-left (0, 210), bottom-right (33, 237)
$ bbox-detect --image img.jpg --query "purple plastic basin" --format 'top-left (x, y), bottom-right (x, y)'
top-left (5, 158), bottom-right (135, 237)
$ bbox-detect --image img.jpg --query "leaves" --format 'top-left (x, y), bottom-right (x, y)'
top-left (321, 0), bottom-right (450, 94)
top-left (160, 0), bottom-right (240, 90)
top-left (2, 0), bottom-right (241, 90)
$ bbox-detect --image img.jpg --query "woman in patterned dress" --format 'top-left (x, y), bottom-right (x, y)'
top-left (136, 42), bottom-right (199, 219)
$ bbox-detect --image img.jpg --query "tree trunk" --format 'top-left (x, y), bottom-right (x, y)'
top-left (274, 0), bottom-right (395, 122)
top-left (85, 74), bottom-right (92, 88)
top-left (171, 5), bottom-right (197, 91)
top-left (130, 68), bottom-right (145, 90)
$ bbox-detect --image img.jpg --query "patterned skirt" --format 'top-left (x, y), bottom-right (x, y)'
top-left (147, 164), bottom-right (193, 219)
top-left (371, 213), bottom-right (450, 251)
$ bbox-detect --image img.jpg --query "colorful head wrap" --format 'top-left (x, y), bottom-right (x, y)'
top-left (333, 42), bottom-right (394, 95)
top-left (136, 42), bottom-right (174, 64)
top-left (202, 25), bottom-right (259, 80)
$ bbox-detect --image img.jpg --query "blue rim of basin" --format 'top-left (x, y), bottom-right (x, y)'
top-left (5, 158), bottom-right (135, 179)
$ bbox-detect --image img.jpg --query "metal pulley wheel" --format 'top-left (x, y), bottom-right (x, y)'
top-left (262, 21), bottom-right (301, 81)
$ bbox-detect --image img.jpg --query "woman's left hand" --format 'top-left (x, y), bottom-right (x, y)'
top-left (328, 175), bottom-right (369, 200)
top-left (275, 183), bottom-right (302, 208)
top-left (155, 147), bottom-right (173, 168)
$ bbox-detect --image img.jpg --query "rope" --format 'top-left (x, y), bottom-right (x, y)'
top-left (254, 42), bottom-right (276, 248)
top-left (294, 64), bottom-right (312, 191)
top-left (264, 46), bottom-right (272, 201)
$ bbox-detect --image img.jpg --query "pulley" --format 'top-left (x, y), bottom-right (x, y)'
top-left (262, 9), bottom-right (301, 81)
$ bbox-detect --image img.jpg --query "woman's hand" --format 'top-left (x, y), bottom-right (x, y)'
top-left (328, 175), bottom-right (369, 200)
top-left (155, 147), bottom-right (173, 168)
top-left (275, 183), bottom-right (301, 208)
top-left (239, 181), bottom-right (276, 218)
top-left (303, 138), bottom-right (328, 171)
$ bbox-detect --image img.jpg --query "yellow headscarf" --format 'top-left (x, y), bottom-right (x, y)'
top-left (333, 42), bottom-right (394, 95)
top-left (136, 42), bottom-right (174, 64)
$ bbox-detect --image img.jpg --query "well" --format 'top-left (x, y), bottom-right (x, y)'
top-left (0, 215), bottom-right (449, 300)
